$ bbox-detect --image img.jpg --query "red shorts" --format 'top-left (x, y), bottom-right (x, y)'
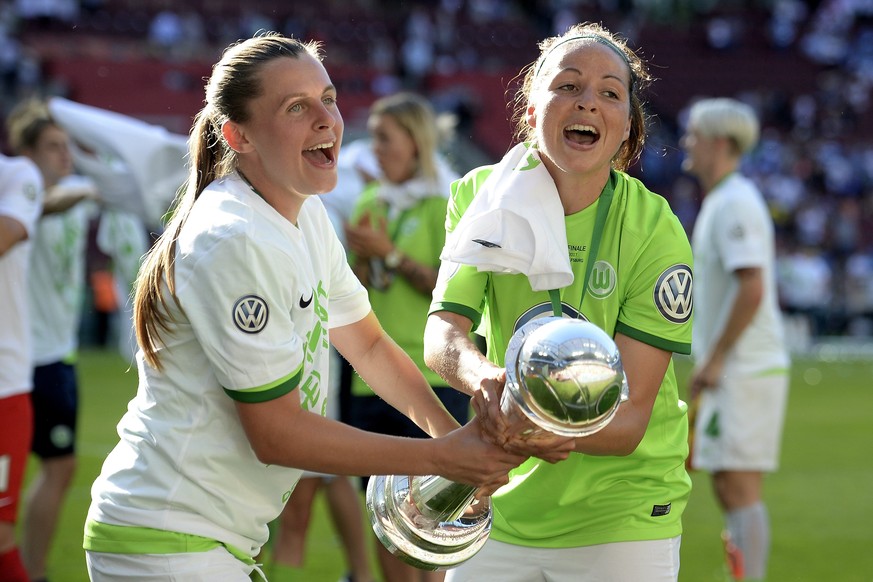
top-left (0, 393), bottom-right (33, 523)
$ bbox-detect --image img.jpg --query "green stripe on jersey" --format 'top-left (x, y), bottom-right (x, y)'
top-left (615, 321), bottom-right (692, 355)
top-left (429, 301), bottom-right (482, 329)
top-left (224, 366), bottom-right (301, 403)
top-left (83, 519), bottom-right (254, 564)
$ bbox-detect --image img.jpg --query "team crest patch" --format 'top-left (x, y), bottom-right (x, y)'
top-left (233, 295), bottom-right (269, 333)
top-left (653, 264), bottom-right (692, 324)
top-left (588, 260), bottom-right (616, 299)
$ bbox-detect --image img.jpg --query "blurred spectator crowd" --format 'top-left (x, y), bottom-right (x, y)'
top-left (3, 0), bottom-right (873, 344)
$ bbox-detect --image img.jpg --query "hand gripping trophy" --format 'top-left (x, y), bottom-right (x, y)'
top-left (366, 316), bottom-right (629, 570)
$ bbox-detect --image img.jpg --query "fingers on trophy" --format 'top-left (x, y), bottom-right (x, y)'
top-left (366, 316), bottom-right (628, 570)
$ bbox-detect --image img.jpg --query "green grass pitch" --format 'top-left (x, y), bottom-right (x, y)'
top-left (22, 348), bottom-right (873, 581)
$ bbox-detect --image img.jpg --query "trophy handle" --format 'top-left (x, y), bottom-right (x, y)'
top-left (412, 475), bottom-right (479, 523)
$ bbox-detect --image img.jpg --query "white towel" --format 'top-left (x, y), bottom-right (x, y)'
top-left (440, 143), bottom-right (572, 291)
top-left (47, 97), bottom-right (188, 229)
top-left (375, 156), bottom-right (457, 219)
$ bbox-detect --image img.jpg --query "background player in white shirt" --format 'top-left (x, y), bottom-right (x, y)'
top-left (0, 153), bottom-right (44, 582)
top-left (84, 32), bottom-right (525, 581)
top-left (682, 97), bottom-right (791, 582)
top-left (6, 99), bottom-right (99, 582)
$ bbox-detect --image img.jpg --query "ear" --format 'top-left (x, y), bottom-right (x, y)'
top-left (623, 115), bottom-right (631, 142)
top-left (526, 104), bottom-right (537, 129)
top-left (221, 120), bottom-right (253, 154)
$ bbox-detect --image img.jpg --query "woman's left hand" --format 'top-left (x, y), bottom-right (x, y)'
top-left (344, 212), bottom-right (393, 259)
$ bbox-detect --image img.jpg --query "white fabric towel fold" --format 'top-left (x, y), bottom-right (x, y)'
top-left (48, 97), bottom-right (188, 229)
top-left (440, 142), bottom-right (572, 291)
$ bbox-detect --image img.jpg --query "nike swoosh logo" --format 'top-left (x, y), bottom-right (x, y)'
top-left (0, 497), bottom-right (13, 508)
top-left (299, 293), bottom-right (313, 309)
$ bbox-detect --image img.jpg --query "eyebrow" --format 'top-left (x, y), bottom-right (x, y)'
top-left (279, 84), bottom-right (337, 104)
top-left (555, 67), bottom-right (628, 85)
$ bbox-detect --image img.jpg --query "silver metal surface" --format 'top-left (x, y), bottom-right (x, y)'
top-left (365, 317), bottom-right (626, 570)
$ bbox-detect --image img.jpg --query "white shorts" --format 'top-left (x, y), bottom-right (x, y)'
top-left (691, 372), bottom-right (789, 472)
top-left (444, 536), bottom-right (681, 582)
top-left (86, 548), bottom-right (263, 581)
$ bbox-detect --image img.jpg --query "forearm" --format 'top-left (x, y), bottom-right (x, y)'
top-left (42, 183), bottom-right (97, 215)
top-left (391, 252), bottom-right (438, 296)
top-left (0, 216), bottom-right (26, 256)
top-left (707, 268), bottom-right (763, 363)
top-left (354, 331), bottom-right (460, 437)
top-left (424, 312), bottom-right (498, 397)
top-left (236, 391), bottom-right (525, 489)
top-left (247, 404), bottom-right (445, 475)
top-left (570, 333), bottom-right (670, 456)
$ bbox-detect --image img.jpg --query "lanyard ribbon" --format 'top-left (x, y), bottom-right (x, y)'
top-left (547, 172), bottom-right (615, 317)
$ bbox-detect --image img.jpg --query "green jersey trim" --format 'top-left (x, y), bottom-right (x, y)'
top-left (223, 365), bottom-right (302, 403)
top-left (83, 519), bottom-right (255, 565)
top-left (754, 366), bottom-right (790, 378)
top-left (615, 321), bottom-right (691, 355)
top-left (429, 301), bottom-right (482, 329)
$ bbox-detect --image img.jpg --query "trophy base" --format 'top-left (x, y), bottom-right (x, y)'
top-left (366, 474), bottom-right (492, 571)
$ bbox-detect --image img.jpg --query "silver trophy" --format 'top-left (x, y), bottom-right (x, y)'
top-left (366, 317), bottom-right (627, 570)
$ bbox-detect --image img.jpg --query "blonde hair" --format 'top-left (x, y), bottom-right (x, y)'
top-left (369, 92), bottom-right (440, 181)
top-left (134, 32), bottom-right (323, 370)
top-left (687, 98), bottom-right (760, 156)
top-left (5, 98), bottom-right (55, 154)
top-left (511, 22), bottom-right (653, 171)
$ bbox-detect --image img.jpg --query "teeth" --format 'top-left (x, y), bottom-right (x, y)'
top-left (566, 124), bottom-right (598, 134)
top-left (306, 142), bottom-right (334, 151)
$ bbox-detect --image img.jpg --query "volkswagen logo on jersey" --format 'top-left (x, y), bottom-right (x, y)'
top-left (654, 264), bottom-right (693, 324)
top-left (233, 295), bottom-right (269, 333)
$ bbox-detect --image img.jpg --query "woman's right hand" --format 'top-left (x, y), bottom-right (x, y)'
top-left (470, 367), bottom-right (511, 447)
top-left (432, 417), bottom-right (526, 496)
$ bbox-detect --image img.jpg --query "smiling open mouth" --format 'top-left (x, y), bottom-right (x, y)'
top-left (302, 142), bottom-right (335, 164)
top-left (565, 124), bottom-right (600, 145)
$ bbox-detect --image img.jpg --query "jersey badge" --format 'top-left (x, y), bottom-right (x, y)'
top-left (233, 294), bottom-right (269, 333)
top-left (588, 260), bottom-right (616, 299)
top-left (729, 223), bottom-right (745, 240)
top-left (654, 264), bottom-right (692, 324)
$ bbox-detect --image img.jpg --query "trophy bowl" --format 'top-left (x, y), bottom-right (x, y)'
top-left (366, 317), bottom-right (626, 570)
top-left (502, 316), bottom-right (627, 438)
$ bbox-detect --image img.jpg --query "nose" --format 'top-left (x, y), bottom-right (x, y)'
top-left (315, 102), bottom-right (338, 130)
top-left (575, 86), bottom-right (597, 111)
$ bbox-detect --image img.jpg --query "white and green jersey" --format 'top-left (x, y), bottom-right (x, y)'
top-left (691, 173), bottom-right (789, 375)
top-left (29, 178), bottom-right (95, 365)
top-left (86, 173), bottom-right (370, 558)
top-left (0, 156), bottom-right (44, 398)
top-left (431, 167), bottom-right (693, 548)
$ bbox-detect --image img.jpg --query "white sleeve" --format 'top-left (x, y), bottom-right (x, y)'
top-left (715, 192), bottom-right (768, 272)
top-left (175, 234), bottom-right (305, 394)
top-left (315, 202), bottom-right (370, 329)
top-left (0, 159), bottom-right (44, 237)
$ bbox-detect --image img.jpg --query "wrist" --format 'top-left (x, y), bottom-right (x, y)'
top-left (384, 247), bottom-right (403, 269)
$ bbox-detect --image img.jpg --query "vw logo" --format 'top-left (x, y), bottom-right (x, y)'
top-left (233, 295), bottom-right (269, 334)
top-left (654, 265), bottom-right (692, 324)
